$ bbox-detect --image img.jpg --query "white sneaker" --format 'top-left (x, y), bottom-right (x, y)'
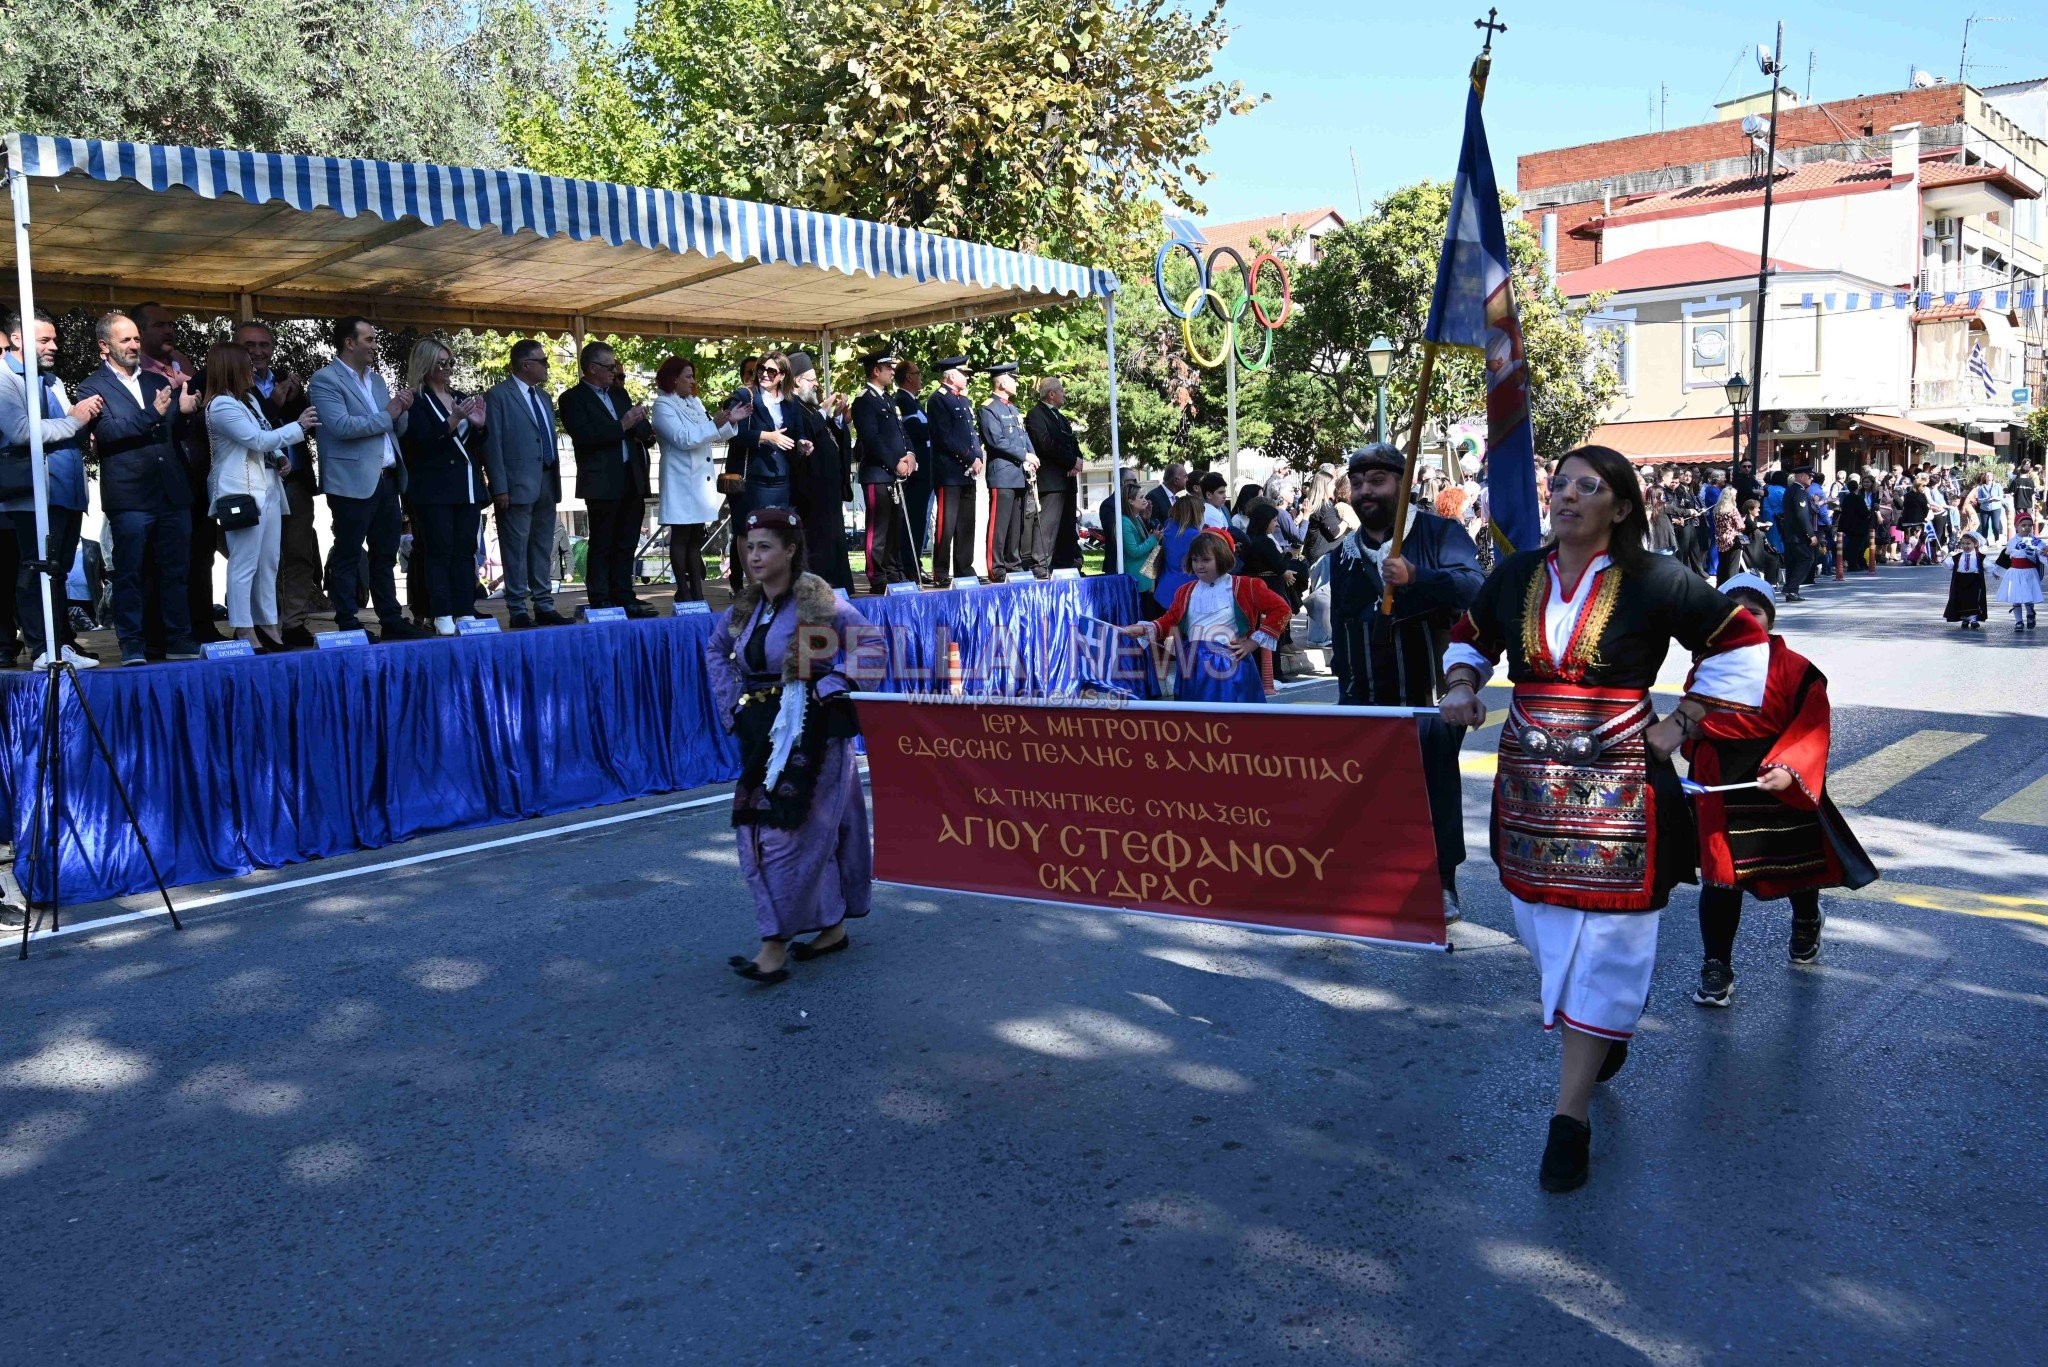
top-left (32, 645), bottom-right (98, 671)
top-left (434, 615), bottom-right (457, 637)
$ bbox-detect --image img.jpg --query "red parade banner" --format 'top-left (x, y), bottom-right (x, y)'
top-left (853, 695), bottom-right (1447, 948)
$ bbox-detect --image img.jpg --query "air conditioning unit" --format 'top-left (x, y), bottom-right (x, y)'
top-left (1932, 217), bottom-right (1960, 241)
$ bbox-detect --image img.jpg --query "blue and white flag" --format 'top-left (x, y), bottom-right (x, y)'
top-left (1968, 340), bottom-right (1997, 400)
top-left (1426, 74), bottom-right (1540, 554)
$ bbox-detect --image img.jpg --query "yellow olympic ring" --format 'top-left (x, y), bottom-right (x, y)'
top-left (1179, 286), bottom-right (1231, 368)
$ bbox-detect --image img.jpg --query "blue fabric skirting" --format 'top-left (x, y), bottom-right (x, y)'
top-left (1173, 641), bottom-right (1263, 704)
top-left (0, 575), bottom-right (1145, 904)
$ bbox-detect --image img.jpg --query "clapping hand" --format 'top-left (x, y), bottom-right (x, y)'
top-left (68, 394), bottom-right (104, 423)
top-left (465, 396), bottom-right (488, 427)
top-left (387, 387), bottom-right (415, 417)
top-left (152, 384), bottom-right (175, 416)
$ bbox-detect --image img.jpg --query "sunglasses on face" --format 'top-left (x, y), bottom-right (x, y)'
top-left (1547, 474), bottom-right (1609, 497)
top-left (760, 366), bottom-right (783, 377)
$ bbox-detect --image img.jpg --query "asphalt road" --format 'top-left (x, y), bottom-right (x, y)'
top-left (1, 566), bottom-right (2042, 1364)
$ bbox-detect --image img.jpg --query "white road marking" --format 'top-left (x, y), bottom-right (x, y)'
top-left (1984, 772), bottom-right (2048, 828)
top-left (1828, 730), bottom-right (1986, 808)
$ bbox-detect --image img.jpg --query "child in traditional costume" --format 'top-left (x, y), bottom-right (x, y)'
top-left (1441, 446), bottom-right (1770, 1193)
top-left (1683, 574), bottom-right (1878, 1007)
top-left (1995, 513), bottom-right (2043, 630)
top-left (1122, 531), bottom-right (1291, 704)
top-left (1944, 532), bottom-right (1989, 630)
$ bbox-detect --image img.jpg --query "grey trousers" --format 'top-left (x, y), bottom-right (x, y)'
top-left (499, 497), bottom-right (559, 615)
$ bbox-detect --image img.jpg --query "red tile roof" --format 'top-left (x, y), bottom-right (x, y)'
top-left (1593, 161), bottom-right (1905, 227)
top-left (1558, 243), bottom-right (1821, 297)
top-left (1195, 208), bottom-right (1344, 260)
top-left (1918, 160), bottom-right (2039, 198)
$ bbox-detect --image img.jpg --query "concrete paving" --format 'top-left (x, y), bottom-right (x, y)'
top-left (1, 566), bottom-right (2042, 1363)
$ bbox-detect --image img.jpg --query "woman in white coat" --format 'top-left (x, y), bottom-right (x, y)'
top-left (202, 341), bottom-right (319, 651)
top-left (652, 356), bottom-right (749, 601)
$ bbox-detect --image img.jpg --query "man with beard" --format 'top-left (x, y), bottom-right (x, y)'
top-left (1327, 443), bottom-right (1485, 923)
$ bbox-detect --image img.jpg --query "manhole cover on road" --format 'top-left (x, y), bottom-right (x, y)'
top-left (567, 879), bottom-right (666, 902)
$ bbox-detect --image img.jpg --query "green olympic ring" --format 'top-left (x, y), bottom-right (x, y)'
top-left (1154, 239), bottom-right (1289, 372)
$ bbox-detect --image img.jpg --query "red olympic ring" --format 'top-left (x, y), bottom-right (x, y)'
top-left (1248, 252), bottom-right (1292, 329)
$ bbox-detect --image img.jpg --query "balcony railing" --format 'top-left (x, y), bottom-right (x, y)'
top-left (1912, 377), bottom-right (2011, 408)
top-left (1915, 265), bottom-right (2020, 298)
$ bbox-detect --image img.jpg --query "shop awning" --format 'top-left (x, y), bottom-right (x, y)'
top-left (1587, 416), bottom-right (1739, 464)
top-left (1847, 412), bottom-right (1969, 456)
top-left (0, 134), bottom-right (1118, 340)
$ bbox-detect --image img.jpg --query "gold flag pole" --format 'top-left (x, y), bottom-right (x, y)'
top-left (1384, 14), bottom-right (1503, 615)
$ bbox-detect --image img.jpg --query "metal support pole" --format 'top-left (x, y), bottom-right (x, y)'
top-left (1374, 379), bottom-right (1388, 444)
top-left (9, 163), bottom-right (59, 665)
top-left (1747, 21), bottom-right (1784, 478)
top-left (1106, 293), bottom-right (1124, 575)
top-left (817, 329), bottom-right (831, 390)
top-left (1225, 342), bottom-right (1239, 490)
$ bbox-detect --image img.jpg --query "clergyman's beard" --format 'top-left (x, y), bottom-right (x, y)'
top-left (1353, 497), bottom-right (1394, 533)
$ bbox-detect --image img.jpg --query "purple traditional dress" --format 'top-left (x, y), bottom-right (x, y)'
top-left (705, 572), bottom-right (874, 941)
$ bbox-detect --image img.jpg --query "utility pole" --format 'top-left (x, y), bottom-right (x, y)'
top-left (1748, 22), bottom-right (1785, 479)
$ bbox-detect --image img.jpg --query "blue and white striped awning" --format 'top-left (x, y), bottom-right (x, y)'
top-left (3, 133), bottom-right (1118, 339)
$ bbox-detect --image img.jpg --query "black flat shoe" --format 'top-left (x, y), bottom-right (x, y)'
top-left (731, 962), bottom-right (790, 985)
top-left (728, 955), bottom-right (753, 969)
top-left (1539, 1115), bottom-right (1591, 1193)
top-left (1596, 1039), bottom-right (1629, 1083)
top-left (788, 933), bottom-right (849, 962)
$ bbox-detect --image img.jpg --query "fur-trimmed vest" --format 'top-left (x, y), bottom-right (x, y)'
top-left (722, 571), bottom-right (841, 682)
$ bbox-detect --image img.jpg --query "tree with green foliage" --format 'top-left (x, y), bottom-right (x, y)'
top-left (1263, 180), bottom-right (1616, 472)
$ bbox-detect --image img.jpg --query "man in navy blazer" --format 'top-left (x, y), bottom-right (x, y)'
top-left (75, 311), bottom-right (202, 664)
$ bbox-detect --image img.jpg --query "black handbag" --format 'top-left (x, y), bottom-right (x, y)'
top-left (0, 447), bottom-right (30, 500)
top-left (212, 493), bottom-right (261, 530)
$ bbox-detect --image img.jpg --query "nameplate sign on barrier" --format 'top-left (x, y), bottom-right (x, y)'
top-left (951, 575), bottom-right (980, 591)
top-left (674, 600), bottom-right (712, 616)
top-left (202, 640), bottom-right (255, 660)
top-left (457, 617), bottom-right (502, 635)
top-left (316, 630), bottom-right (370, 650)
top-left (885, 580), bottom-right (920, 596)
top-left (1050, 567), bottom-right (1082, 581)
top-left (585, 606), bottom-right (628, 623)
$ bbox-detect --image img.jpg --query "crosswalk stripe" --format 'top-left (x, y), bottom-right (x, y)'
top-left (1460, 752), bottom-right (1498, 777)
top-left (1836, 879), bottom-right (2048, 930)
top-left (1828, 730), bottom-right (1985, 808)
top-left (1984, 772), bottom-right (2048, 828)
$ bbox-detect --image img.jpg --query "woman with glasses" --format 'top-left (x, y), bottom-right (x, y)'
top-left (397, 338), bottom-right (490, 635)
top-left (725, 351), bottom-right (803, 531)
top-left (651, 356), bottom-right (748, 601)
top-left (1439, 445), bottom-right (1770, 1194)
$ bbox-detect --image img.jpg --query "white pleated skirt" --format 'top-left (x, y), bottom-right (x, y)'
top-left (1512, 896), bottom-right (1661, 1040)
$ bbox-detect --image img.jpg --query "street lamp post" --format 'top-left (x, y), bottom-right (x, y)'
top-left (1365, 336), bottom-right (1395, 443)
top-left (1725, 371), bottom-right (1752, 491)
top-left (1747, 24), bottom-right (1785, 478)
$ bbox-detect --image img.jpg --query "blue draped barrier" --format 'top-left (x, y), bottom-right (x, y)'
top-left (0, 575), bottom-right (1144, 904)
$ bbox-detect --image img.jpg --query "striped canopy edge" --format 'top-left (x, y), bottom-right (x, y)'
top-left (6, 133), bottom-right (1120, 301)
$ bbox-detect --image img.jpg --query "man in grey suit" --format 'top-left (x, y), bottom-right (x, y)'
top-left (482, 339), bottom-right (571, 628)
top-left (309, 316), bottom-right (424, 640)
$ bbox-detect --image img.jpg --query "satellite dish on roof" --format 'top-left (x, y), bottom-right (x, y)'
top-left (1911, 69), bottom-right (1936, 88)
top-left (1741, 114), bottom-right (1767, 137)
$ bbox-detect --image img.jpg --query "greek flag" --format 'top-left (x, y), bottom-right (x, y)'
top-left (1425, 74), bottom-right (1540, 554)
top-left (1968, 340), bottom-right (1997, 400)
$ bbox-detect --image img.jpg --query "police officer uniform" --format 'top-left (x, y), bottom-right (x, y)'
top-left (851, 351), bottom-right (914, 592)
top-left (925, 358), bottom-right (983, 582)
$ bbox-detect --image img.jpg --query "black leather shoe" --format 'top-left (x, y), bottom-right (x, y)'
top-left (533, 609), bottom-right (573, 626)
top-left (1539, 1115), bottom-right (1591, 1193)
top-left (1596, 1040), bottom-right (1629, 1083)
top-left (281, 625), bottom-right (318, 649)
top-left (509, 612), bottom-right (535, 630)
top-left (623, 601), bottom-right (659, 620)
top-left (732, 961), bottom-right (790, 985)
top-left (379, 619), bottom-right (427, 641)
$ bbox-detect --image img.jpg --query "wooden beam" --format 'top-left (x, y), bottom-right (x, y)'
top-left (240, 219), bottom-right (436, 293)
top-left (579, 257), bottom-right (760, 315)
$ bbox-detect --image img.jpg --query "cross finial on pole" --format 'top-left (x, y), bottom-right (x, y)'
top-left (1475, 7), bottom-right (1507, 54)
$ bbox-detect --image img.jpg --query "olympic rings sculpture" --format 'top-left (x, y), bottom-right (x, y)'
top-left (1153, 240), bottom-right (1292, 373)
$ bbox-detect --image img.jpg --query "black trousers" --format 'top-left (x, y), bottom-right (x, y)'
top-left (987, 487), bottom-right (1029, 578)
top-left (1700, 884), bottom-right (1821, 963)
top-left (1034, 485), bottom-right (1074, 571)
top-left (1783, 542), bottom-right (1815, 593)
top-left (0, 520), bottom-right (19, 657)
top-left (932, 485), bottom-right (977, 582)
top-left (584, 496), bottom-right (641, 607)
top-left (10, 507), bottom-right (81, 656)
top-left (415, 502), bottom-right (481, 618)
top-left (1416, 715), bottom-right (1467, 891)
top-left (668, 523), bottom-right (707, 601)
top-left (327, 473), bottom-right (405, 629)
top-left (863, 483), bottom-right (909, 588)
top-left (187, 501), bottom-right (219, 638)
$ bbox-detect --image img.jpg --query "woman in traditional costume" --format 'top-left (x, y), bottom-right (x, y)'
top-left (1122, 531), bottom-right (1291, 704)
top-left (1439, 445), bottom-right (1770, 1193)
top-left (705, 508), bottom-right (874, 985)
top-left (1945, 531), bottom-right (1990, 630)
top-left (1683, 574), bottom-right (1877, 1007)
top-left (1995, 512), bottom-right (2043, 630)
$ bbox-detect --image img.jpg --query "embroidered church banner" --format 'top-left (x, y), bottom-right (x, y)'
top-left (854, 696), bottom-right (1446, 948)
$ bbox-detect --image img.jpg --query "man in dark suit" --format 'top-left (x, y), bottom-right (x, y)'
top-left (132, 301), bottom-right (222, 643)
top-left (978, 363), bottom-right (1033, 581)
top-left (557, 342), bottom-right (656, 617)
top-left (1026, 377), bottom-right (1083, 575)
top-left (925, 359), bottom-right (982, 582)
top-left (76, 311), bottom-right (202, 665)
top-left (1146, 463), bottom-right (1187, 525)
top-left (894, 360), bottom-right (934, 582)
top-left (851, 351), bottom-right (914, 594)
top-left (1780, 465), bottom-right (1819, 601)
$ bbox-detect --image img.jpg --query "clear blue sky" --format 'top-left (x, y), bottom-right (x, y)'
top-left (1196, 1), bottom-right (2048, 224)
